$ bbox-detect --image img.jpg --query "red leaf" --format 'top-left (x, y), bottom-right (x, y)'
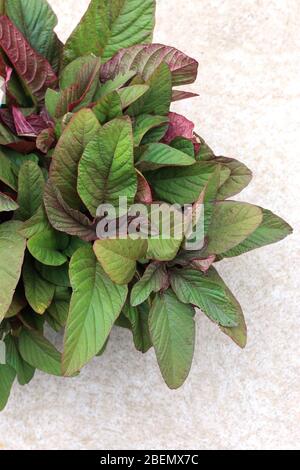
top-left (12, 106), bottom-right (53, 138)
top-left (0, 16), bottom-right (57, 104)
top-left (172, 90), bottom-right (199, 102)
top-left (7, 141), bottom-right (36, 153)
top-left (100, 44), bottom-right (198, 87)
top-left (44, 180), bottom-right (97, 242)
top-left (163, 112), bottom-right (195, 144)
top-left (136, 170), bottom-right (153, 204)
top-left (12, 107), bottom-right (36, 137)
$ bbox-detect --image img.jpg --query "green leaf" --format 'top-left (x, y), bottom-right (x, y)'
top-left (46, 287), bottom-right (70, 332)
top-left (149, 289), bottom-right (195, 389)
top-left (101, 43), bottom-right (198, 87)
top-left (130, 262), bottom-right (168, 307)
top-left (50, 109), bottom-right (101, 209)
top-left (141, 123), bottom-right (169, 145)
top-left (5, 291), bottom-right (27, 319)
top-left (118, 85), bottom-right (149, 109)
top-left (146, 162), bottom-right (217, 205)
top-left (219, 209), bottom-right (293, 258)
top-left (0, 364), bottom-right (16, 411)
top-left (20, 309), bottom-right (45, 332)
top-left (4, 335), bottom-right (35, 386)
top-left (5, 150), bottom-right (39, 175)
top-left (195, 135), bottom-right (215, 161)
top-left (123, 301), bottom-right (152, 353)
top-left (202, 165), bottom-right (231, 234)
top-left (208, 268), bottom-right (247, 348)
top-left (36, 262), bottom-right (70, 288)
top-left (94, 238), bottom-right (148, 285)
top-left (23, 257), bottom-right (55, 314)
top-left (207, 201), bottom-right (263, 254)
top-left (170, 268), bottom-right (238, 327)
top-left (133, 115), bottom-right (169, 146)
top-left (0, 192), bottom-right (18, 212)
top-left (171, 137), bottom-right (195, 158)
top-left (44, 181), bottom-right (97, 242)
top-left (19, 329), bottom-right (62, 376)
top-left (27, 228), bottom-right (69, 267)
top-left (60, 56), bottom-right (96, 88)
top-left (216, 157), bottom-right (252, 200)
top-left (77, 118), bottom-right (137, 216)
top-left (63, 0), bottom-right (155, 65)
top-left (137, 143), bottom-right (195, 171)
top-left (146, 204), bottom-right (184, 261)
top-left (6, 0), bottom-right (62, 72)
top-left (0, 122), bottom-right (20, 146)
top-left (127, 63), bottom-right (172, 116)
top-left (0, 149), bottom-right (17, 190)
top-left (0, 221), bottom-right (26, 321)
top-left (147, 238), bottom-right (183, 262)
top-left (62, 246), bottom-right (128, 376)
top-left (92, 91), bottom-right (122, 124)
top-left (45, 88), bottom-right (60, 118)
top-left (19, 205), bottom-right (50, 239)
top-left (55, 56), bottom-right (101, 117)
top-left (63, 237), bottom-right (87, 258)
top-left (98, 71), bottom-right (136, 98)
top-left (16, 161), bottom-right (45, 221)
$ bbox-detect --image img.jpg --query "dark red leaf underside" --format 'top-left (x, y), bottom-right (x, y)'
top-left (0, 16), bottom-right (57, 104)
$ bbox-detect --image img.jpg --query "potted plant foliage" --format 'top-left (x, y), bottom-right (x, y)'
top-left (0, 0), bottom-right (292, 411)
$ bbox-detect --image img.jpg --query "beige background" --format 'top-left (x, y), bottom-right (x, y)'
top-left (1, 0), bottom-right (299, 450)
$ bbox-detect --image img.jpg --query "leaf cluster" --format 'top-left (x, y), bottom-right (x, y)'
top-left (0, 0), bottom-right (292, 410)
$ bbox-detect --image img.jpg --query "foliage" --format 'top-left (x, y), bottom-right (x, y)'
top-left (0, 0), bottom-right (292, 409)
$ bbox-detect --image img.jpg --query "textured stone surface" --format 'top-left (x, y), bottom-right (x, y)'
top-left (0, 0), bottom-right (299, 450)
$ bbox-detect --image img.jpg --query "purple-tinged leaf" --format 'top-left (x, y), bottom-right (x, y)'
top-left (36, 127), bottom-right (55, 154)
top-left (55, 57), bottom-right (101, 118)
top-left (172, 90), bottom-right (199, 102)
top-left (0, 191), bottom-right (19, 212)
top-left (130, 262), bottom-right (169, 307)
top-left (190, 255), bottom-right (216, 273)
top-left (100, 44), bottom-right (199, 87)
top-left (44, 180), bottom-right (97, 242)
top-left (163, 112), bottom-right (195, 145)
top-left (26, 109), bottom-right (53, 133)
top-left (6, 0), bottom-right (62, 74)
top-left (136, 170), bottom-right (153, 204)
top-left (0, 120), bottom-right (36, 153)
top-left (0, 16), bottom-right (57, 104)
top-left (12, 107), bottom-right (53, 138)
top-left (12, 107), bottom-right (36, 137)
